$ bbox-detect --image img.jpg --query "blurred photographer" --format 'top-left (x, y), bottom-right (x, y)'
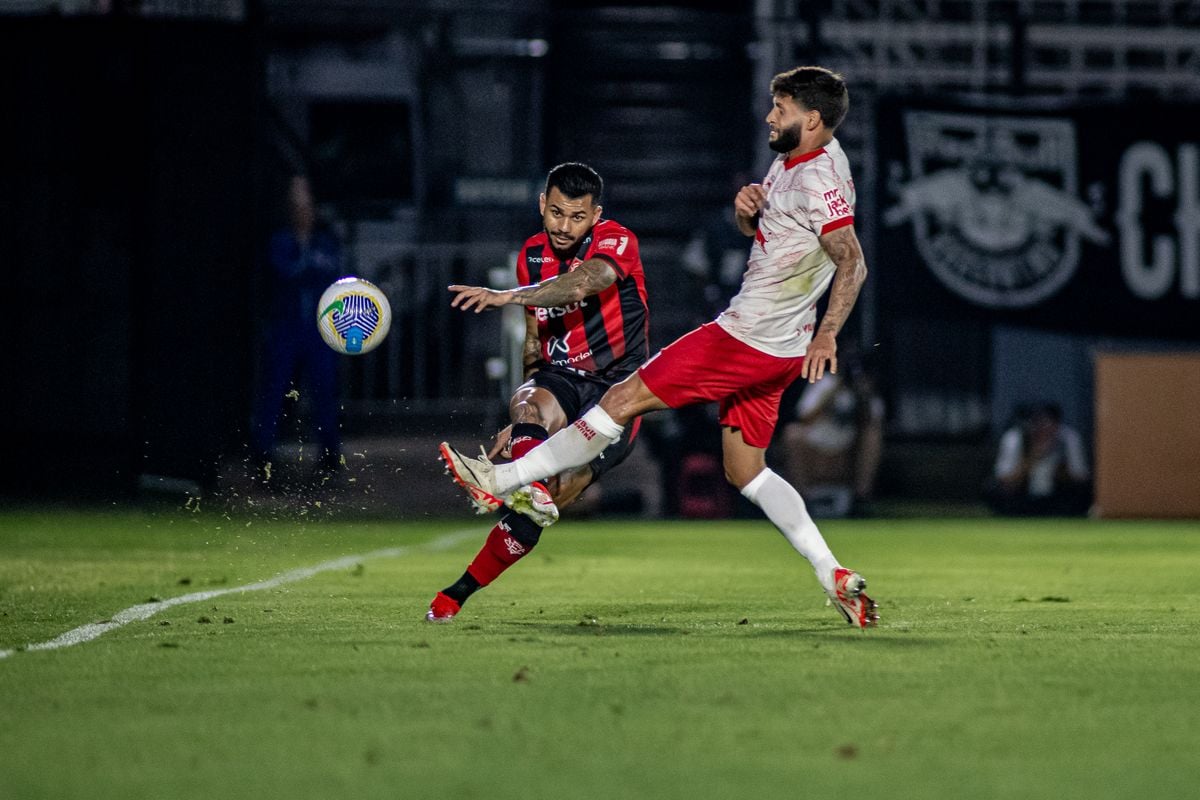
top-left (988, 402), bottom-right (1090, 516)
top-left (779, 348), bottom-right (883, 517)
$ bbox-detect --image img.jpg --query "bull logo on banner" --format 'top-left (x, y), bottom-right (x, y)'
top-left (885, 111), bottom-right (1109, 309)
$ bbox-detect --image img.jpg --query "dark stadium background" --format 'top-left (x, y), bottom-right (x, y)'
top-left (2, 0), bottom-right (1197, 512)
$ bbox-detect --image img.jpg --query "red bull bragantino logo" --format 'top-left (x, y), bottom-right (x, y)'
top-left (885, 111), bottom-right (1110, 309)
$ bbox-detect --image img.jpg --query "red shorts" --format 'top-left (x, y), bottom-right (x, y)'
top-left (638, 322), bottom-right (806, 448)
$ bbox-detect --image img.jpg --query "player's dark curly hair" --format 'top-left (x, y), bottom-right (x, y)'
top-left (545, 162), bottom-right (603, 204)
top-left (770, 66), bottom-right (849, 130)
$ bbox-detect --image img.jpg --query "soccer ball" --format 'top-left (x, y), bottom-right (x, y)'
top-left (316, 277), bottom-right (392, 355)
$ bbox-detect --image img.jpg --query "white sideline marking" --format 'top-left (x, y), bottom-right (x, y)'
top-left (0, 528), bottom-right (477, 660)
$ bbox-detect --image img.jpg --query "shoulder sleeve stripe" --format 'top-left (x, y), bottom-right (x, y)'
top-left (819, 216), bottom-right (854, 235)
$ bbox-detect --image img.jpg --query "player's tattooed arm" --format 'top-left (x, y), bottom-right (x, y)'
top-left (448, 259), bottom-right (617, 314)
top-left (803, 224), bottom-right (868, 382)
top-left (508, 259), bottom-right (617, 307)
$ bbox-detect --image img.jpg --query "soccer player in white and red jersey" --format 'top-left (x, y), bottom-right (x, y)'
top-left (426, 162), bottom-right (650, 622)
top-left (440, 67), bottom-right (879, 628)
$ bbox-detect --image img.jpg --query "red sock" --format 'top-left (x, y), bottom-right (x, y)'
top-left (465, 517), bottom-right (538, 586)
top-left (509, 423), bottom-right (549, 460)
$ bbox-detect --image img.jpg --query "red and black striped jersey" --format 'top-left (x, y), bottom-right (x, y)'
top-left (516, 218), bottom-right (650, 381)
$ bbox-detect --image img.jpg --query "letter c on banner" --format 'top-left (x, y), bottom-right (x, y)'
top-left (1118, 142), bottom-right (1174, 299)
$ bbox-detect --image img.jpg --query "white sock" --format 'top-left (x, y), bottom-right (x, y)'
top-left (740, 468), bottom-right (840, 593)
top-left (493, 406), bottom-right (624, 496)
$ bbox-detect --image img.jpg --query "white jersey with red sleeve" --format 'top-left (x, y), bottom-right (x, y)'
top-left (716, 137), bottom-right (856, 358)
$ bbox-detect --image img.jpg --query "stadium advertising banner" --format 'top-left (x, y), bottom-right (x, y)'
top-left (876, 99), bottom-right (1200, 340)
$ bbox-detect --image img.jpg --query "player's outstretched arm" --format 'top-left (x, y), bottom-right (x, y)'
top-left (447, 259), bottom-right (617, 314)
top-left (804, 224), bottom-right (868, 383)
top-left (448, 284), bottom-right (513, 312)
top-left (509, 259), bottom-right (617, 307)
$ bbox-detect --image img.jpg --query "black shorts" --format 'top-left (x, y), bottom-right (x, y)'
top-left (530, 364), bottom-right (640, 480)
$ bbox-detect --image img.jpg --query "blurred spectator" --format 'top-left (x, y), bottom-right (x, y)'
top-left (659, 170), bottom-right (758, 517)
top-left (680, 171), bottom-right (756, 323)
top-left (987, 402), bottom-right (1091, 516)
top-left (249, 175), bottom-right (344, 476)
top-left (779, 349), bottom-right (884, 517)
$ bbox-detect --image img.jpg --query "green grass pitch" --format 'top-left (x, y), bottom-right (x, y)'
top-left (2, 509), bottom-right (1199, 799)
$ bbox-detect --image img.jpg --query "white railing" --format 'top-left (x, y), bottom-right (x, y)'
top-left (763, 3), bottom-right (1200, 99)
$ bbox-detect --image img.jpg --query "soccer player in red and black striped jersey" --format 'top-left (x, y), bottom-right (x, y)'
top-left (427, 162), bottom-right (650, 622)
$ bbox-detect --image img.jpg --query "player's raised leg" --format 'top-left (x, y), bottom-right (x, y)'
top-left (441, 372), bottom-right (664, 502)
top-left (501, 391), bottom-right (568, 526)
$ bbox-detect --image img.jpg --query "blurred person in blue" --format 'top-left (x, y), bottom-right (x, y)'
top-left (249, 174), bottom-right (344, 477)
top-left (988, 402), bottom-right (1090, 516)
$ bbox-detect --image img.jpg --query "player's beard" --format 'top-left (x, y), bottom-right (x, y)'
top-left (768, 122), bottom-right (802, 154)
top-left (545, 230), bottom-right (581, 258)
